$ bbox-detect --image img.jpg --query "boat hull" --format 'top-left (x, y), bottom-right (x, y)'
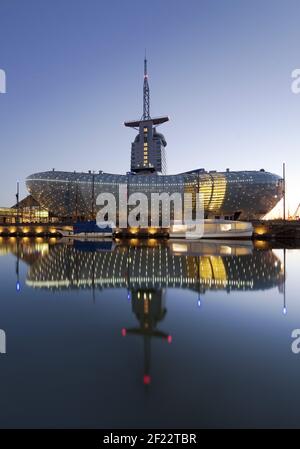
top-left (169, 220), bottom-right (253, 239)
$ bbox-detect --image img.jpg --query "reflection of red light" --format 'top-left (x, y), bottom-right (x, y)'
top-left (167, 335), bottom-right (172, 344)
top-left (143, 375), bottom-right (151, 385)
top-left (121, 328), bottom-right (127, 337)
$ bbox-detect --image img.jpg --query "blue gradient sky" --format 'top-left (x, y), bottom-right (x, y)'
top-left (0, 0), bottom-right (300, 215)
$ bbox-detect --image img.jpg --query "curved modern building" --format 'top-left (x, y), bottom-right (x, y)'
top-left (26, 168), bottom-right (283, 221)
top-left (26, 58), bottom-right (283, 222)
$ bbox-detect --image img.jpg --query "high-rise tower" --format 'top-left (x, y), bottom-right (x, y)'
top-left (124, 57), bottom-right (169, 174)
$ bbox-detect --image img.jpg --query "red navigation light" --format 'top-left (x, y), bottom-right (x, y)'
top-left (167, 335), bottom-right (172, 344)
top-left (121, 328), bottom-right (127, 337)
top-left (143, 374), bottom-right (151, 385)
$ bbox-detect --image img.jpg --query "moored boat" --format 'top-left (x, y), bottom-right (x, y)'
top-left (169, 219), bottom-right (253, 239)
top-left (57, 221), bottom-right (114, 238)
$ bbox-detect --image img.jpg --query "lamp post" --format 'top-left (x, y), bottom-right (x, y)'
top-left (16, 180), bottom-right (19, 225)
top-left (283, 162), bottom-right (286, 221)
top-left (91, 172), bottom-right (95, 221)
top-left (75, 181), bottom-right (79, 222)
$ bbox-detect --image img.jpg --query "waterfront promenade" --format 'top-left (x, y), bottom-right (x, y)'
top-left (1, 220), bottom-right (300, 240)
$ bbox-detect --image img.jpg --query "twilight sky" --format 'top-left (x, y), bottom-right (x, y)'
top-left (0, 0), bottom-right (300, 215)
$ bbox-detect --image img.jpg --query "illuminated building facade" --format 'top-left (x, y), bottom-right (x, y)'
top-left (0, 195), bottom-right (48, 224)
top-left (26, 59), bottom-right (284, 221)
top-left (26, 169), bottom-right (283, 222)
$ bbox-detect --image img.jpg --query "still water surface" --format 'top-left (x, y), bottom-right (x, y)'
top-left (0, 238), bottom-right (300, 428)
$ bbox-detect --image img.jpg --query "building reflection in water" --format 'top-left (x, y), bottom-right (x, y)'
top-left (0, 237), bottom-right (286, 385)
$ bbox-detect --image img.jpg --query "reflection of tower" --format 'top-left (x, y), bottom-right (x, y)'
top-left (122, 288), bottom-right (172, 386)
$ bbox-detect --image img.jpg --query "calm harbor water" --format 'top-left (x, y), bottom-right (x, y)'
top-left (0, 237), bottom-right (300, 429)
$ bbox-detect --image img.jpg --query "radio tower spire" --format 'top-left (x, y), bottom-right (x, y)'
top-left (143, 51), bottom-right (150, 120)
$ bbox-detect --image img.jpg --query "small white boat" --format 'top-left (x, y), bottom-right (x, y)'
top-left (169, 219), bottom-right (253, 239)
